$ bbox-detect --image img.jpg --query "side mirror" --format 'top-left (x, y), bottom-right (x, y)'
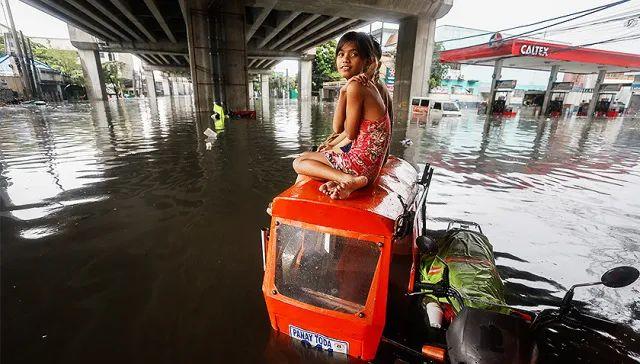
top-left (601, 266), bottom-right (639, 288)
top-left (561, 265), bottom-right (639, 315)
top-left (416, 236), bottom-right (437, 255)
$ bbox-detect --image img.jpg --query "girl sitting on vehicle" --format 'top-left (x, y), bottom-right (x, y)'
top-left (317, 35), bottom-right (393, 153)
top-left (292, 32), bottom-right (390, 200)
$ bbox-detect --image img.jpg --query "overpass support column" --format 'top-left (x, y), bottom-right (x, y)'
top-left (213, 1), bottom-right (249, 111)
top-left (587, 69), bottom-right (606, 117)
top-left (299, 56), bottom-right (313, 101)
top-left (486, 59), bottom-right (503, 115)
top-left (261, 74), bottom-right (270, 100)
top-left (541, 65), bottom-right (559, 116)
top-left (161, 73), bottom-right (171, 96)
top-left (77, 49), bottom-right (107, 101)
top-left (69, 26), bottom-right (107, 101)
top-left (144, 69), bottom-right (157, 102)
top-left (171, 76), bottom-right (180, 95)
top-left (185, 0), bottom-right (215, 116)
top-left (392, 15), bottom-right (437, 121)
top-left (248, 81), bottom-right (254, 99)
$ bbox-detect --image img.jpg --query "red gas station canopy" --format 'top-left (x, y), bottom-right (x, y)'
top-left (440, 38), bottom-right (640, 74)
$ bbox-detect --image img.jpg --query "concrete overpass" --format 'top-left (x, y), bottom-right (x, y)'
top-left (20, 0), bottom-right (452, 121)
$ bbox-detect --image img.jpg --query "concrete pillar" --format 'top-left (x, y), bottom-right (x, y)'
top-left (299, 57), bottom-right (313, 101)
top-left (261, 74), bottom-right (270, 100)
top-left (68, 25), bottom-right (107, 102)
top-left (144, 69), bottom-right (157, 102)
top-left (486, 59), bottom-right (503, 115)
top-left (214, 1), bottom-right (248, 111)
top-left (260, 75), bottom-right (270, 120)
top-left (392, 15), bottom-right (437, 121)
top-left (587, 69), bottom-right (607, 117)
top-left (56, 84), bottom-right (63, 101)
top-left (171, 76), bottom-right (180, 96)
top-left (77, 49), bottom-right (107, 101)
top-left (161, 73), bottom-right (171, 96)
top-left (248, 81), bottom-right (254, 99)
top-left (541, 65), bottom-right (560, 116)
top-left (185, 0), bottom-right (215, 116)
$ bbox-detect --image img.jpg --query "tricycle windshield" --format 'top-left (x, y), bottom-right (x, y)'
top-left (274, 223), bottom-right (381, 314)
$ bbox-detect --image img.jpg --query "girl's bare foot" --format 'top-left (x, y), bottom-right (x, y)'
top-left (330, 176), bottom-right (368, 200)
top-left (319, 181), bottom-right (339, 195)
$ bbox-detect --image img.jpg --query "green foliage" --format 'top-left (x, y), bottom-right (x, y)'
top-left (269, 72), bottom-right (297, 97)
top-left (312, 40), bottom-right (341, 91)
top-left (30, 41), bottom-right (84, 85)
top-left (429, 42), bottom-right (449, 90)
top-left (102, 60), bottom-right (126, 97)
top-left (0, 36), bottom-right (5, 54)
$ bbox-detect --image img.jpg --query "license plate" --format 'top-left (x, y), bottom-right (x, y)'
top-left (289, 325), bottom-right (349, 354)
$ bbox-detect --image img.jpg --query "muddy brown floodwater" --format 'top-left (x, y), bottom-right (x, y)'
top-left (1, 97), bottom-right (639, 363)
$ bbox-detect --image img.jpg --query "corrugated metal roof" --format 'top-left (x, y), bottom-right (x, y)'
top-left (0, 54), bottom-right (16, 76)
top-left (0, 55), bottom-right (59, 75)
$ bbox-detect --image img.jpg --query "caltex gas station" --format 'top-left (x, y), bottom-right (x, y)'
top-left (440, 37), bottom-right (640, 117)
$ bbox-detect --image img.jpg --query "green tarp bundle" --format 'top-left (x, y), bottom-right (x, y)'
top-left (419, 229), bottom-right (508, 313)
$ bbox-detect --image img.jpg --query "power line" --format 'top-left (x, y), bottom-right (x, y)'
top-left (480, 0), bottom-right (631, 47)
top-left (518, 12), bottom-right (640, 41)
top-left (439, 0), bottom-right (631, 44)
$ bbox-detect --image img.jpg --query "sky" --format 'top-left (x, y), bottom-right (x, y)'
top-left (2, 0), bottom-right (639, 75)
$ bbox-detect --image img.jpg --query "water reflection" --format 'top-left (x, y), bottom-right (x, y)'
top-left (406, 111), bottom-right (640, 331)
top-left (1, 100), bottom-right (639, 363)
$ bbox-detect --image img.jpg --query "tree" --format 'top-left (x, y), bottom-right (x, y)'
top-left (102, 60), bottom-right (126, 97)
top-left (30, 41), bottom-right (84, 85)
top-left (312, 40), bottom-right (341, 91)
top-left (0, 36), bottom-right (5, 54)
top-left (429, 42), bottom-right (449, 90)
top-left (269, 72), bottom-right (297, 98)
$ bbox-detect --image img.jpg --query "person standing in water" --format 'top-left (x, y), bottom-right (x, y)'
top-left (292, 32), bottom-right (390, 200)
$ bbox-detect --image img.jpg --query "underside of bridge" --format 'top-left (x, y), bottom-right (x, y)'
top-left (20, 0), bottom-right (452, 122)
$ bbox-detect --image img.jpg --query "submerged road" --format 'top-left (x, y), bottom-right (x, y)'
top-left (1, 97), bottom-right (639, 363)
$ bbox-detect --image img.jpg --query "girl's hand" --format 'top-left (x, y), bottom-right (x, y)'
top-left (351, 73), bottom-right (370, 86)
top-left (341, 74), bottom-right (370, 94)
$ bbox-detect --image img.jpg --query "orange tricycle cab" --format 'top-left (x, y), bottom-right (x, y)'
top-left (261, 156), bottom-right (419, 360)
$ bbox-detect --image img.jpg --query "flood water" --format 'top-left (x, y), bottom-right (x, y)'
top-left (1, 97), bottom-right (639, 363)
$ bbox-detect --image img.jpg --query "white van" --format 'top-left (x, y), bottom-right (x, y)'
top-left (411, 97), bottom-right (462, 118)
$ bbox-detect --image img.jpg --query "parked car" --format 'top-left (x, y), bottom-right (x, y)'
top-left (410, 97), bottom-right (462, 119)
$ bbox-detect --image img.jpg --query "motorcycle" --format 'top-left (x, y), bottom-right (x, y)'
top-left (260, 157), bottom-right (639, 363)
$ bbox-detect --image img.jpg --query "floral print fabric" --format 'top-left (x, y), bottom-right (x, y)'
top-left (323, 113), bottom-right (390, 183)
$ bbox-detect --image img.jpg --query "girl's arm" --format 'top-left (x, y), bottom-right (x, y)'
top-left (332, 89), bottom-right (348, 133)
top-left (343, 82), bottom-right (364, 141)
top-left (328, 132), bottom-right (347, 146)
top-left (333, 76), bottom-right (368, 134)
top-left (332, 134), bottom-right (353, 151)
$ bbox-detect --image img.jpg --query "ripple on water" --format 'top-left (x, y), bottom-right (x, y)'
top-left (1, 100), bottom-right (639, 363)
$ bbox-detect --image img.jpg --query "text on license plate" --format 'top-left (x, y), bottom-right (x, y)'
top-left (289, 325), bottom-right (349, 354)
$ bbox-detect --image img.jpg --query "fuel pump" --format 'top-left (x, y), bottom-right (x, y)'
top-left (489, 80), bottom-right (517, 117)
top-left (547, 91), bottom-right (568, 117)
top-left (595, 93), bottom-right (615, 117)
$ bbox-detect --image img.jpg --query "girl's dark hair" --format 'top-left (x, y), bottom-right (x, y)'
top-left (369, 35), bottom-right (382, 60)
top-left (335, 31), bottom-right (375, 64)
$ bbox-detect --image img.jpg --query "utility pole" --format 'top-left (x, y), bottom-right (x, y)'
top-left (25, 33), bottom-right (43, 99)
top-left (4, 0), bottom-right (31, 99)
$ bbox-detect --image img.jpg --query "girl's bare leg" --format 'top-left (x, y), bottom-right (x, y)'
top-left (293, 152), bottom-right (367, 199)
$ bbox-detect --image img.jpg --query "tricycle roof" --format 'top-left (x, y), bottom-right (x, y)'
top-left (271, 156), bottom-right (418, 236)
